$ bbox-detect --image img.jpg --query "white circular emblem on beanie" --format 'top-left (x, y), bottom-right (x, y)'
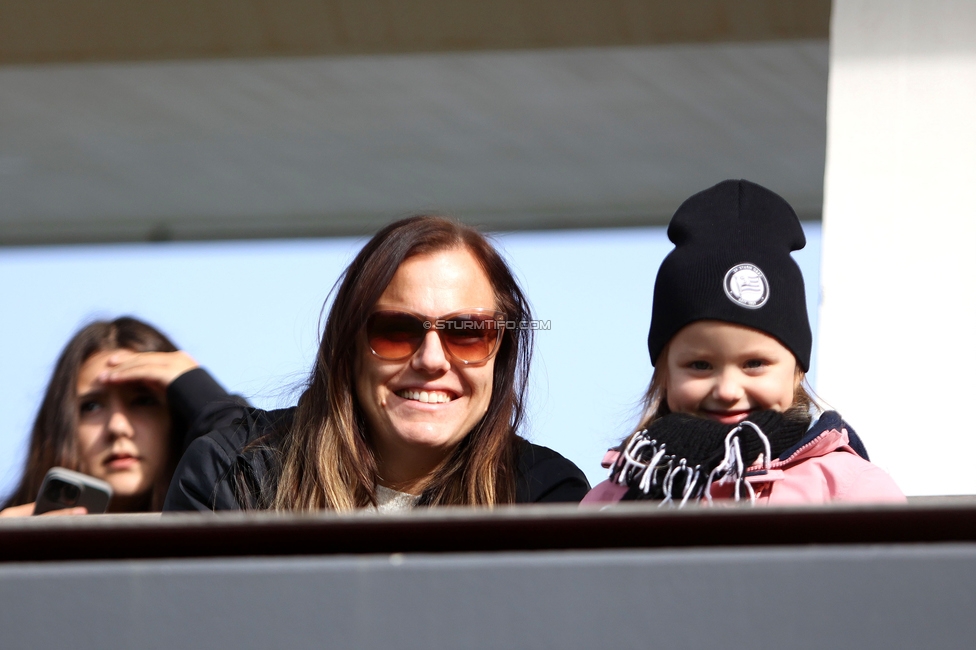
top-left (724, 263), bottom-right (769, 309)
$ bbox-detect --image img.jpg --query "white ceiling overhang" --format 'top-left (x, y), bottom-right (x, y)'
top-left (0, 1), bottom-right (829, 244)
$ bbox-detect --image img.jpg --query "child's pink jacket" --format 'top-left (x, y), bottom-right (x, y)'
top-left (582, 421), bottom-right (906, 506)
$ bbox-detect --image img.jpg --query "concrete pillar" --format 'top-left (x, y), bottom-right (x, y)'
top-left (819, 0), bottom-right (976, 495)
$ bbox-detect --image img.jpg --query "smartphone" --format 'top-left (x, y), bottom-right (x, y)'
top-left (34, 467), bottom-right (113, 515)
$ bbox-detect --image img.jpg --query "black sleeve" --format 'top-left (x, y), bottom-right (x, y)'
top-left (515, 441), bottom-right (591, 504)
top-left (167, 367), bottom-right (250, 452)
top-left (163, 407), bottom-right (291, 512)
top-left (162, 431), bottom-right (243, 512)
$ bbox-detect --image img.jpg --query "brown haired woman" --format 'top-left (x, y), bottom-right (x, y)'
top-left (164, 216), bottom-right (589, 512)
top-left (0, 317), bottom-right (242, 516)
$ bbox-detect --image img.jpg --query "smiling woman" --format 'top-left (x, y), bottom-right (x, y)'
top-left (355, 250), bottom-right (501, 494)
top-left (0, 317), bottom-right (239, 516)
top-left (164, 215), bottom-right (589, 512)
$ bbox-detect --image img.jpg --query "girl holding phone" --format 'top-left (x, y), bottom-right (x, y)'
top-left (1, 317), bottom-right (240, 516)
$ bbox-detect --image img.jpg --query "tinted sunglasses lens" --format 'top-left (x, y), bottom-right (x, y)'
top-left (367, 312), bottom-right (425, 360)
top-left (440, 315), bottom-right (501, 362)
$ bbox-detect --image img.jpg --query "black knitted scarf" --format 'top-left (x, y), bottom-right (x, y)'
top-left (610, 410), bottom-right (810, 505)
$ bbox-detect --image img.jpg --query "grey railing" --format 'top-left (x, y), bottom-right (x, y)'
top-left (2, 499), bottom-right (974, 649)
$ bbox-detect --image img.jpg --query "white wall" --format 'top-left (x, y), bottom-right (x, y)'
top-left (819, 0), bottom-right (976, 495)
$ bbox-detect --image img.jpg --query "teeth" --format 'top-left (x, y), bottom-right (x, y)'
top-left (397, 389), bottom-right (453, 403)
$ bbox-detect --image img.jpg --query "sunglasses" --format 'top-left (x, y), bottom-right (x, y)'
top-left (366, 309), bottom-right (507, 365)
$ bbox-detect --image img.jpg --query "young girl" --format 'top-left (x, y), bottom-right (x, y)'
top-left (0, 317), bottom-right (241, 516)
top-left (583, 180), bottom-right (904, 506)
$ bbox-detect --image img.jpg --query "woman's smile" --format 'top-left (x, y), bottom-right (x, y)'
top-left (394, 388), bottom-right (458, 404)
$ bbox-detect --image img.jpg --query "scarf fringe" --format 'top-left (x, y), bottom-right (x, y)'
top-left (610, 420), bottom-right (773, 507)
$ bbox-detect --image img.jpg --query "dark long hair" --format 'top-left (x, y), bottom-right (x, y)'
top-left (271, 215), bottom-right (533, 510)
top-left (2, 317), bottom-right (179, 511)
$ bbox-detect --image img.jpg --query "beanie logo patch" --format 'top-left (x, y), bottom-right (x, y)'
top-left (724, 264), bottom-right (769, 309)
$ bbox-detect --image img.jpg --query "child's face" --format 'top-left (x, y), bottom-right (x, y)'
top-left (664, 320), bottom-right (798, 425)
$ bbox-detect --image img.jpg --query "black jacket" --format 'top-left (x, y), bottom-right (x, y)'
top-left (163, 406), bottom-right (590, 511)
top-left (167, 368), bottom-right (249, 451)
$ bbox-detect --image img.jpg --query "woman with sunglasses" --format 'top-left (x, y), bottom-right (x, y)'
top-left (164, 216), bottom-right (589, 512)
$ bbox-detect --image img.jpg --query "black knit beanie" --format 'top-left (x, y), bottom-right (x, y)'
top-left (647, 179), bottom-right (812, 371)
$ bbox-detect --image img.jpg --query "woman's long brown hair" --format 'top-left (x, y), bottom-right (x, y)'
top-left (2, 317), bottom-right (180, 511)
top-left (270, 215), bottom-right (533, 511)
